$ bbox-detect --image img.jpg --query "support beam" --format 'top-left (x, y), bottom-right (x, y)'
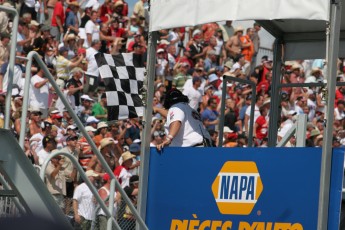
top-left (317, 2), bottom-right (342, 229)
top-left (137, 31), bottom-right (158, 230)
top-left (268, 39), bottom-right (283, 147)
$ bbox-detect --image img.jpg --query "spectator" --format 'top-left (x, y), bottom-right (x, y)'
top-left (84, 40), bottom-right (101, 95)
top-left (73, 170), bottom-right (99, 230)
top-left (45, 153), bottom-right (66, 210)
top-left (85, 11), bottom-right (100, 48)
top-left (55, 46), bottom-right (84, 90)
top-left (50, 0), bottom-right (65, 42)
top-left (37, 135), bottom-right (57, 166)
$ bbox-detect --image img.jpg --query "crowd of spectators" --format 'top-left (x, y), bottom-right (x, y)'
top-left (0, 0), bottom-right (345, 228)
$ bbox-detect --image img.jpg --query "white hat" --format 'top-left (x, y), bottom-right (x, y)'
top-left (133, 139), bottom-right (141, 144)
top-left (86, 116), bottom-right (99, 123)
top-left (159, 39), bottom-right (170, 45)
top-left (223, 126), bottom-right (234, 133)
top-left (234, 26), bottom-right (244, 34)
top-left (157, 48), bottom-right (165, 53)
top-left (288, 110), bottom-right (297, 116)
top-left (85, 126), bottom-right (97, 132)
top-left (50, 110), bottom-right (60, 114)
top-left (230, 63), bottom-right (241, 72)
top-left (67, 125), bottom-right (77, 130)
top-left (192, 29), bottom-right (201, 37)
top-left (97, 121), bottom-right (108, 129)
top-left (85, 170), bottom-right (99, 177)
top-left (81, 94), bottom-right (94, 102)
top-left (208, 74), bottom-right (218, 83)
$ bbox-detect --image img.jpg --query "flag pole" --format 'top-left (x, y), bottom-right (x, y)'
top-left (137, 26), bottom-right (158, 229)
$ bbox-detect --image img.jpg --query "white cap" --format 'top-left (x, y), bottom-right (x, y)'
top-left (230, 63), bottom-right (241, 72)
top-left (288, 110), bottom-right (297, 115)
top-left (81, 94), bottom-right (94, 101)
top-left (133, 139), bottom-right (141, 144)
top-left (67, 125), bottom-right (77, 130)
top-left (157, 48), bottom-right (165, 53)
top-left (208, 74), bottom-right (218, 83)
top-left (86, 116), bottom-right (99, 123)
top-left (223, 126), bottom-right (234, 133)
top-left (85, 126), bottom-right (97, 132)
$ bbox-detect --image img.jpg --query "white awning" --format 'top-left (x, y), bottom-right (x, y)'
top-left (150, 0), bottom-right (330, 31)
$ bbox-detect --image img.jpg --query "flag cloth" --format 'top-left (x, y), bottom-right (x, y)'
top-left (95, 52), bottom-right (145, 121)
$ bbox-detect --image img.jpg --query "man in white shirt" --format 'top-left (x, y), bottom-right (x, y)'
top-left (84, 40), bottom-right (101, 94)
top-left (30, 65), bottom-right (50, 118)
top-left (73, 170), bottom-right (99, 230)
top-left (85, 11), bottom-right (100, 48)
top-left (183, 77), bottom-right (202, 111)
top-left (37, 135), bottom-right (57, 166)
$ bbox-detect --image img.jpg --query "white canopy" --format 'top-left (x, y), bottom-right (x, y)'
top-left (150, 0), bottom-right (330, 32)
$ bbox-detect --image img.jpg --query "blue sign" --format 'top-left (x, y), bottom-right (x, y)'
top-left (146, 147), bottom-right (344, 230)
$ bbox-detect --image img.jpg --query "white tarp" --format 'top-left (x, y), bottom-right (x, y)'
top-left (150, 0), bottom-right (330, 31)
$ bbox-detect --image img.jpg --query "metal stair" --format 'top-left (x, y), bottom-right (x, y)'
top-left (0, 129), bottom-right (72, 229)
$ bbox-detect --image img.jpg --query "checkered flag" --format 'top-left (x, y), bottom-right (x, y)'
top-left (95, 52), bottom-right (145, 121)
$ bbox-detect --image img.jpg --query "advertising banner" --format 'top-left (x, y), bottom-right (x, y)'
top-left (146, 147), bottom-right (344, 230)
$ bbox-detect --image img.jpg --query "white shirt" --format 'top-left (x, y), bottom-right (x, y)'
top-left (2, 64), bottom-right (23, 92)
top-left (85, 47), bottom-right (99, 77)
top-left (165, 102), bottom-right (210, 147)
top-left (245, 104), bottom-right (260, 131)
top-left (84, 20), bottom-right (100, 47)
top-left (73, 183), bottom-right (95, 220)
top-left (118, 167), bottom-right (132, 188)
top-left (155, 58), bottom-right (168, 76)
top-left (55, 89), bottom-right (75, 114)
top-left (30, 74), bottom-right (49, 109)
top-left (183, 86), bottom-right (202, 111)
top-left (37, 148), bottom-right (50, 166)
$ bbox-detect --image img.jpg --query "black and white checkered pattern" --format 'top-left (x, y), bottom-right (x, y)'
top-left (95, 52), bottom-right (145, 121)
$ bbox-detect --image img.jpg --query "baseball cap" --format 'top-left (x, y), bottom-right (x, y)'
top-left (66, 135), bottom-right (78, 141)
top-left (86, 116), bottom-right (99, 124)
top-left (85, 170), bottom-right (99, 177)
top-left (85, 126), bottom-right (97, 132)
top-left (67, 125), bottom-right (77, 130)
top-left (129, 143), bottom-right (140, 153)
top-left (80, 94), bottom-right (94, 101)
top-left (208, 74), bottom-right (218, 83)
top-left (51, 114), bottom-right (63, 119)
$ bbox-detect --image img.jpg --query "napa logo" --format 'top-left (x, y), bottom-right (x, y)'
top-left (211, 161), bottom-right (263, 215)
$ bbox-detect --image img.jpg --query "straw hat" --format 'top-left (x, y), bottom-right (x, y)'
top-left (99, 138), bottom-right (114, 149)
top-left (121, 151), bottom-right (136, 164)
top-left (310, 67), bottom-right (322, 75)
top-left (66, 33), bottom-right (77, 41)
top-left (114, 1), bottom-right (124, 7)
top-left (97, 121), bottom-right (108, 130)
top-left (85, 170), bottom-right (99, 177)
top-left (234, 26), bottom-right (244, 34)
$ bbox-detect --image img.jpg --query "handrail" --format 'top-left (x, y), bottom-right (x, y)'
top-left (0, 5), bottom-right (19, 130)
top-left (218, 75), bottom-right (257, 147)
top-left (39, 150), bottom-right (120, 229)
top-left (23, 51), bottom-right (148, 230)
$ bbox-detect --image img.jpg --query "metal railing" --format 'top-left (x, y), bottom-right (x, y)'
top-left (22, 51), bottom-right (148, 230)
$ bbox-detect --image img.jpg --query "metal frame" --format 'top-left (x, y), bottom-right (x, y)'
top-left (22, 51), bottom-right (148, 230)
top-left (276, 114), bottom-right (307, 147)
top-left (218, 75), bottom-right (257, 147)
top-left (0, 5), bottom-right (19, 130)
top-left (318, 2), bottom-right (342, 229)
top-left (39, 150), bottom-right (121, 230)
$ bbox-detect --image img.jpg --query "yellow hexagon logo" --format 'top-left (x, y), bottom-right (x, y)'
top-left (212, 161), bottom-right (263, 215)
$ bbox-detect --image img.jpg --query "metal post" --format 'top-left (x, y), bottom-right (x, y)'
top-left (218, 75), bottom-right (256, 147)
top-left (19, 56), bottom-right (33, 149)
top-left (317, 2), bottom-right (342, 229)
top-left (1, 5), bottom-right (19, 129)
top-left (137, 31), bottom-right (158, 230)
top-left (295, 114), bottom-right (307, 147)
top-left (218, 79), bottom-right (228, 147)
top-left (268, 39), bottom-right (283, 147)
top-left (106, 179), bottom-right (116, 230)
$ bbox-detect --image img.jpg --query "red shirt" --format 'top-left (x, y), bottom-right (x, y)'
top-left (51, 2), bottom-right (65, 27)
top-left (255, 115), bottom-right (268, 140)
